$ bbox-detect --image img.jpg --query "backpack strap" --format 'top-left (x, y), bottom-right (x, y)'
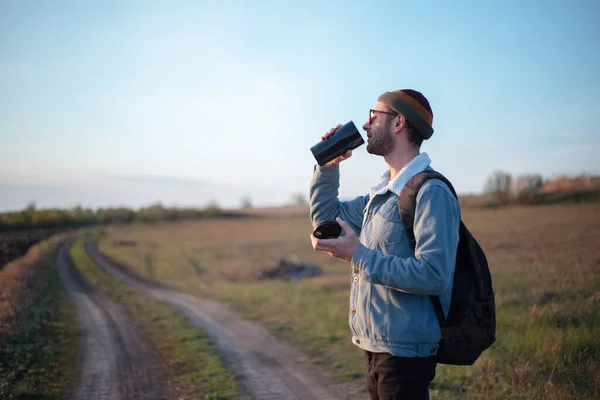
top-left (430, 296), bottom-right (447, 328)
top-left (398, 170), bottom-right (459, 329)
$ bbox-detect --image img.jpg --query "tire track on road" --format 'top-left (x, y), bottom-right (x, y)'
top-left (86, 241), bottom-right (366, 400)
top-left (57, 240), bottom-right (168, 400)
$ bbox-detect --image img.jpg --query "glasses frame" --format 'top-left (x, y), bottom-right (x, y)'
top-left (369, 108), bottom-right (399, 124)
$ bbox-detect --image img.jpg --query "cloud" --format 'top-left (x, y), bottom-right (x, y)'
top-left (111, 174), bottom-right (209, 187)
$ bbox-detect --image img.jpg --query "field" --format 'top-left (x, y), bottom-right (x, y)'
top-left (96, 202), bottom-right (600, 399)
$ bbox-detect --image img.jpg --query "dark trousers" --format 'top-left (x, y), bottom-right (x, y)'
top-left (364, 351), bottom-right (437, 400)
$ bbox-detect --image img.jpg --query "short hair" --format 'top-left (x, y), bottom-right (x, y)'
top-left (406, 120), bottom-right (424, 147)
top-left (401, 89), bottom-right (433, 147)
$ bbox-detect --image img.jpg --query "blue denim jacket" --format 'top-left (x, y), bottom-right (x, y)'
top-left (309, 157), bottom-right (460, 357)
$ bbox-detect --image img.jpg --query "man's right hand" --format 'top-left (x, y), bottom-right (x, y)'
top-left (321, 124), bottom-right (353, 167)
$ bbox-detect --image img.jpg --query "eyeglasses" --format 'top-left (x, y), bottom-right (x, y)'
top-left (369, 109), bottom-right (398, 124)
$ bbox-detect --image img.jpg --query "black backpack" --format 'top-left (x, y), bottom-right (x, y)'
top-left (398, 170), bottom-right (496, 365)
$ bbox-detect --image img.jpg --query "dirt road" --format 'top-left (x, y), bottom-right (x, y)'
top-left (86, 242), bottom-right (367, 400)
top-left (57, 241), bottom-right (168, 400)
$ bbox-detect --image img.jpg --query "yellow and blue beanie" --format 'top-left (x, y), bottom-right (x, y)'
top-left (378, 89), bottom-right (434, 139)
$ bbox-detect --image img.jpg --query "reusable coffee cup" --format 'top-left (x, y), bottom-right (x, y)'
top-left (310, 121), bottom-right (365, 166)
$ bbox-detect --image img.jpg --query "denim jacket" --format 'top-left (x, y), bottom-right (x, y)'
top-left (309, 153), bottom-right (460, 357)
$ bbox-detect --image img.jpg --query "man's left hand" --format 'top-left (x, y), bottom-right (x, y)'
top-left (310, 218), bottom-right (360, 263)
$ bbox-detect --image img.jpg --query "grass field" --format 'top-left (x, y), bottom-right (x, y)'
top-left (0, 237), bottom-right (78, 400)
top-left (98, 203), bottom-right (600, 399)
top-left (69, 234), bottom-right (240, 399)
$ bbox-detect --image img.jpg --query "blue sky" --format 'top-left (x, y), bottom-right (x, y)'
top-left (1, 0), bottom-right (599, 211)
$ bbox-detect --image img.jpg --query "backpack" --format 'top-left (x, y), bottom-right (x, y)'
top-left (398, 170), bottom-right (496, 365)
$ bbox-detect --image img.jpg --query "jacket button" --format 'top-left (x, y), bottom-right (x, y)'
top-left (367, 214), bottom-right (373, 220)
top-left (353, 267), bottom-right (359, 274)
top-left (353, 276), bottom-right (359, 283)
top-left (355, 339), bottom-right (361, 344)
top-left (351, 308), bottom-right (356, 315)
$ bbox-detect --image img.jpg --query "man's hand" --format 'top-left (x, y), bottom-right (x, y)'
top-left (310, 218), bottom-right (360, 263)
top-left (321, 124), bottom-right (353, 166)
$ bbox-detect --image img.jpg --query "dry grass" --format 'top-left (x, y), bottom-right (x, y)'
top-left (0, 245), bottom-right (44, 334)
top-left (99, 202), bottom-right (600, 399)
top-left (0, 233), bottom-right (71, 334)
top-left (0, 235), bottom-right (78, 399)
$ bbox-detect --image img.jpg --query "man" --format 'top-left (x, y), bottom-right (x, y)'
top-left (309, 89), bottom-right (460, 399)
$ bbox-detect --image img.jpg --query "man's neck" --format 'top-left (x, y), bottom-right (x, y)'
top-left (385, 148), bottom-right (420, 181)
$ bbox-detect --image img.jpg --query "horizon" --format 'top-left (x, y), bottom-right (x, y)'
top-left (2, 1), bottom-right (599, 212)
top-left (2, 171), bottom-right (598, 214)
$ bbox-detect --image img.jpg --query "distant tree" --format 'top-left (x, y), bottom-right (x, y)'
top-left (70, 205), bottom-right (83, 218)
top-left (484, 170), bottom-right (512, 205)
top-left (25, 201), bottom-right (36, 212)
top-left (97, 207), bottom-right (135, 224)
top-left (240, 197), bottom-right (253, 209)
top-left (290, 193), bottom-right (308, 206)
top-left (19, 201), bottom-right (37, 225)
top-left (137, 202), bottom-right (167, 223)
top-left (512, 174), bottom-right (543, 196)
top-left (203, 200), bottom-right (222, 217)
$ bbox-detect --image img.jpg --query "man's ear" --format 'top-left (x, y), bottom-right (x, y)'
top-left (394, 115), bottom-right (404, 133)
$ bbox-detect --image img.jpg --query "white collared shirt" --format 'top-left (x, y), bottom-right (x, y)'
top-left (368, 152), bottom-right (432, 200)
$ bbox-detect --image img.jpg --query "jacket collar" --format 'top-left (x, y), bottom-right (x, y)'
top-left (368, 152), bottom-right (431, 198)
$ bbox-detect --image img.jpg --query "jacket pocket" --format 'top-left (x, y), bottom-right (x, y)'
top-left (385, 289), bottom-right (429, 342)
top-left (369, 284), bottom-right (389, 342)
top-left (373, 202), bottom-right (405, 253)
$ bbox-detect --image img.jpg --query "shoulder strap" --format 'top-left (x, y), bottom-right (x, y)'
top-left (398, 170), bottom-right (458, 329)
top-left (398, 170), bottom-right (458, 249)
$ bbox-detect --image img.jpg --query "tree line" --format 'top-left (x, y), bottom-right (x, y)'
top-left (2, 175), bottom-right (596, 232)
top-left (0, 202), bottom-right (229, 232)
top-left (483, 171), bottom-right (599, 206)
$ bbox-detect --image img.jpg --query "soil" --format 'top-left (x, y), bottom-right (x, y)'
top-left (86, 241), bottom-right (368, 400)
top-left (258, 258), bottom-right (323, 280)
top-left (57, 240), bottom-right (169, 400)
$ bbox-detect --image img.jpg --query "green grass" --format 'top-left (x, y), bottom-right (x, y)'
top-left (0, 240), bottom-right (79, 400)
top-left (69, 235), bottom-right (240, 399)
top-left (98, 203), bottom-right (600, 399)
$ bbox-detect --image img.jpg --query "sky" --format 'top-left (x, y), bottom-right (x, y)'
top-left (1, 0), bottom-right (599, 212)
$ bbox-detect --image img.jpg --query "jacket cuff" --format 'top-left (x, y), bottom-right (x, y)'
top-left (313, 164), bottom-right (340, 181)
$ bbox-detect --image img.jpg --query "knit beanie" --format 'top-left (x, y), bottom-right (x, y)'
top-left (377, 89), bottom-right (434, 139)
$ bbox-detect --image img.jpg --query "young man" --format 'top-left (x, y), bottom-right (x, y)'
top-left (309, 89), bottom-right (460, 399)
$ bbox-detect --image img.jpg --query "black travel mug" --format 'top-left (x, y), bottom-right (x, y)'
top-left (310, 121), bottom-right (365, 166)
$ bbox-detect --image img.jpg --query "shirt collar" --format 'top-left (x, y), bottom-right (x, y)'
top-left (368, 152), bottom-right (432, 198)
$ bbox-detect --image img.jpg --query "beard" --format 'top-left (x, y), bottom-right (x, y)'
top-left (366, 128), bottom-right (395, 156)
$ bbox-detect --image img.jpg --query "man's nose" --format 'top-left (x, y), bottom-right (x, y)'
top-left (362, 121), bottom-right (369, 131)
